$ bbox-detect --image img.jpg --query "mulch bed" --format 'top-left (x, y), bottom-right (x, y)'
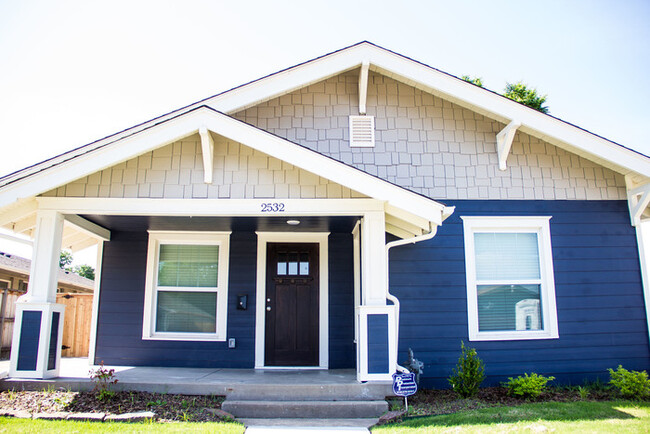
top-left (387, 386), bottom-right (618, 418)
top-left (0, 390), bottom-right (227, 422)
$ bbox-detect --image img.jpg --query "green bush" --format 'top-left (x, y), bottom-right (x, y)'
top-left (505, 373), bottom-right (555, 400)
top-left (608, 365), bottom-right (650, 399)
top-left (448, 341), bottom-right (485, 398)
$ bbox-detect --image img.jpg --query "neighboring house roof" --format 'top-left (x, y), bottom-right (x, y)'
top-left (0, 251), bottom-right (94, 291)
top-left (1, 41), bottom-right (647, 198)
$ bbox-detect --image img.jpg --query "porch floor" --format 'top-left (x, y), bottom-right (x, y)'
top-left (0, 358), bottom-right (392, 399)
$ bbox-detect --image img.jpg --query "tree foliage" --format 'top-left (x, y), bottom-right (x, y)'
top-left (73, 264), bottom-right (96, 280)
top-left (503, 81), bottom-right (549, 113)
top-left (59, 250), bottom-right (73, 268)
top-left (461, 75), bottom-right (483, 87)
top-left (59, 250), bottom-right (95, 280)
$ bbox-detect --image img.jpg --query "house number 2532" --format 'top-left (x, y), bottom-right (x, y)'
top-left (260, 202), bottom-right (285, 212)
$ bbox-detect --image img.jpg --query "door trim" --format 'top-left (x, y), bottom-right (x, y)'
top-left (255, 232), bottom-right (330, 369)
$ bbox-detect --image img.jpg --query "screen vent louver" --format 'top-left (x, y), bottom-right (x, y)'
top-left (349, 115), bottom-right (375, 148)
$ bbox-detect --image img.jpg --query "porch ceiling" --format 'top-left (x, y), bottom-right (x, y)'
top-left (80, 215), bottom-right (360, 233)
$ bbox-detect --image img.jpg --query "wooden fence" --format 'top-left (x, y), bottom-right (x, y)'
top-left (56, 293), bottom-right (93, 358)
top-left (0, 291), bottom-right (93, 359)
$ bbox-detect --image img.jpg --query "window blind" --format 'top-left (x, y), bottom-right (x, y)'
top-left (156, 291), bottom-right (217, 333)
top-left (474, 233), bottom-right (540, 281)
top-left (158, 244), bottom-right (219, 288)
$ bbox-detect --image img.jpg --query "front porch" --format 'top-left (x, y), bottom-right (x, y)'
top-left (0, 357), bottom-right (391, 398)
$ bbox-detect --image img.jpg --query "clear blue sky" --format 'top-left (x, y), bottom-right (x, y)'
top-left (0, 0), bottom-right (648, 179)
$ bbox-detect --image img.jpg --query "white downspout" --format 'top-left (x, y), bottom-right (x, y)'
top-left (385, 222), bottom-right (438, 372)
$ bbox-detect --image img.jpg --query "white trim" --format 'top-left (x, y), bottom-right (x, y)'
top-left (9, 302), bottom-right (65, 379)
top-left (2, 107), bottom-right (447, 226)
top-left (142, 231), bottom-right (231, 342)
top-left (0, 199), bottom-right (38, 227)
top-left (198, 126), bottom-right (214, 184)
top-left (63, 215), bottom-right (111, 241)
top-left (254, 232), bottom-right (329, 369)
top-left (87, 241), bottom-right (104, 365)
top-left (635, 223), bottom-right (650, 351)
top-left (461, 216), bottom-right (559, 341)
top-left (496, 120), bottom-right (521, 171)
top-left (37, 197), bottom-right (385, 216)
top-left (358, 60), bottom-right (370, 115)
top-left (352, 221), bottom-right (361, 376)
top-left (356, 304), bottom-right (396, 382)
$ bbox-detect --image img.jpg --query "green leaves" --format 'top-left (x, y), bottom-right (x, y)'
top-left (503, 81), bottom-right (549, 113)
top-left (448, 341), bottom-right (485, 398)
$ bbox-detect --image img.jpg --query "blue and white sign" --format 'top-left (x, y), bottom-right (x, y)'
top-left (392, 372), bottom-right (417, 397)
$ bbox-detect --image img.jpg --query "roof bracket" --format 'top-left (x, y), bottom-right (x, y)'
top-left (496, 120), bottom-right (521, 171)
top-left (626, 175), bottom-right (650, 226)
top-left (199, 126), bottom-right (214, 184)
top-left (358, 60), bottom-right (370, 115)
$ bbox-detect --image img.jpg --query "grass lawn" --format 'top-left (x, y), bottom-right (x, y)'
top-left (0, 417), bottom-right (245, 433)
top-left (373, 400), bottom-right (650, 433)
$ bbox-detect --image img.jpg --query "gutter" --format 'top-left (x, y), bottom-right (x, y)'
top-left (385, 222), bottom-right (438, 373)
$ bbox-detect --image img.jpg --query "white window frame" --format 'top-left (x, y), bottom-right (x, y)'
top-left (142, 231), bottom-right (231, 341)
top-left (462, 216), bottom-right (559, 341)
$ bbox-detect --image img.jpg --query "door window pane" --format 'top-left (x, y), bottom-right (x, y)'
top-left (288, 252), bottom-right (298, 275)
top-left (156, 291), bottom-right (217, 333)
top-left (299, 252), bottom-right (309, 275)
top-left (277, 253), bottom-right (287, 275)
top-left (477, 284), bottom-right (541, 331)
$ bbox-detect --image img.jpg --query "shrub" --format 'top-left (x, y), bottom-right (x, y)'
top-left (448, 341), bottom-right (485, 398)
top-left (89, 361), bottom-right (118, 400)
top-left (505, 373), bottom-right (555, 400)
top-left (608, 365), bottom-right (650, 399)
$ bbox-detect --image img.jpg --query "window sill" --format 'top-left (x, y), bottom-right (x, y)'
top-left (469, 330), bottom-right (559, 341)
top-left (142, 333), bottom-right (226, 342)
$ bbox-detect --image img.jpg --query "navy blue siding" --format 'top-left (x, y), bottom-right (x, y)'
top-left (47, 312), bottom-right (60, 370)
top-left (368, 314), bottom-right (389, 374)
top-left (17, 310), bottom-right (41, 371)
top-left (391, 200), bottom-right (650, 388)
top-left (328, 233), bottom-right (355, 368)
top-left (95, 230), bottom-right (355, 368)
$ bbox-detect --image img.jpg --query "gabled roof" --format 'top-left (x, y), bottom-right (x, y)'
top-left (1, 41), bottom-right (648, 212)
top-left (0, 105), bottom-right (451, 228)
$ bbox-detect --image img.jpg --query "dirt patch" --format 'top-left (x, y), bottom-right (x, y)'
top-left (0, 390), bottom-right (227, 422)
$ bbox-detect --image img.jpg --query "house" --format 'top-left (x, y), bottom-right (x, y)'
top-left (0, 251), bottom-right (94, 294)
top-left (0, 42), bottom-right (648, 387)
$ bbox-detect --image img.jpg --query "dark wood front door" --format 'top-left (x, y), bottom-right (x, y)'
top-left (265, 242), bottom-right (319, 366)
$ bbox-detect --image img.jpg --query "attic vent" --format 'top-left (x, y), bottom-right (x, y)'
top-left (349, 115), bottom-right (375, 148)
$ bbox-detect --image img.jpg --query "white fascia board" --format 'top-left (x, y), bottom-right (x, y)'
top-left (0, 198), bottom-right (38, 227)
top-left (36, 197), bottom-right (386, 216)
top-left (362, 47), bottom-right (650, 176)
top-left (2, 107), bottom-right (445, 224)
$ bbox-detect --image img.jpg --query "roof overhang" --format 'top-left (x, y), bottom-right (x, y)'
top-left (0, 106), bottom-right (451, 239)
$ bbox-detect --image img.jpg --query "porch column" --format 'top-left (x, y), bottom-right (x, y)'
top-left (361, 211), bottom-right (387, 305)
top-left (357, 211), bottom-right (396, 381)
top-left (9, 210), bottom-right (65, 379)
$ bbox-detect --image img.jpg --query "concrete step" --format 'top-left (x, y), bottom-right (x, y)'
top-left (222, 399), bottom-right (388, 419)
top-left (225, 383), bottom-right (391, 401)
top-left (241, 418), bottom-right (378, 428)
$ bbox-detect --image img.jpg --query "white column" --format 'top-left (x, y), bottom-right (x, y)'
top-left (361, 211), bottom-right (387, 305)
top-left (9, 210), bottom-right (65, 378)
top-left (636, 222), bottom-right (650, 348)
top-left (24, 210), bottom-right (65, 303)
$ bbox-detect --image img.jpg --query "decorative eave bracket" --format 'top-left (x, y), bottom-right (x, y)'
top-left (358, 60), bottom-right (370, 115)
top-left (496, 120), bottom-right (521, 171)
top-left (626, 174), bottom-right (650, 227)
top-left (199, 126), bottom-right (214, 184)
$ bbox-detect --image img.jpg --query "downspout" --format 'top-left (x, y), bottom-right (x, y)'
top-left (385, 222), bottom-right (438, 373)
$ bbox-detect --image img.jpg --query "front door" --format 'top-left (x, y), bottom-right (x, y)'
top-left (265, 242), bottom-right (319, 366)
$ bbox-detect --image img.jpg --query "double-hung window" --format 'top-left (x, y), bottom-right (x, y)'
top-left (143, 231), bottom-right (230, 341)
top-left (462, 217), bottom-right (558, 341)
